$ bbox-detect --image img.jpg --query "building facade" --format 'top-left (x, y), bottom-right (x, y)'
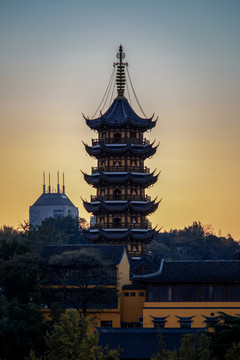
top-left (29, 173), bottom-right (79, 226)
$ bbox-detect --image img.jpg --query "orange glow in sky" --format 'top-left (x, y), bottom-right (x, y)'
top-left (0, 1), bottom-right (240, 239)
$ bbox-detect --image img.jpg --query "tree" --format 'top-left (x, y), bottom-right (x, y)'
top-left (0, 253), bottom-right (41, 304)
top-left (210, 312), bottom-right (240, 360)
top-left (148, 222), bottom-right (240, 261)
top-left (42, 249), bottom-right (117, 316)
top-left (0, 296), bottom-right (47, 360)
top-left (44, 310), bottom-right (120, 360)
top-left (0, 226), bottom-right (30, 260)
top-left (225, 342), bottom-right (240, 360)
top-left (21, 217), bottom-right (89, 252)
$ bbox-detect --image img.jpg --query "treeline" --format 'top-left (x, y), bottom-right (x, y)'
top-left (148, 221), bottom-right (240, 261)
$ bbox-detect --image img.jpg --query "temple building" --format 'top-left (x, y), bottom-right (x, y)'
top-left (29, 172), bottom-right (79, 226)
top-left (82, 45), bottom-right (160, 257)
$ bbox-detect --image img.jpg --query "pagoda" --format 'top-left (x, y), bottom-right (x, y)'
top-left (82, 45), bottom-right (160, 258)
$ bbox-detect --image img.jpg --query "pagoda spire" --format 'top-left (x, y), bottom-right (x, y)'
top-left (115, 45), bottom-right (127, 98)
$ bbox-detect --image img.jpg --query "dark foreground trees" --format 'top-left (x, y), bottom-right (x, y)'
top-left (25, 310), bottom-right (120, 360)
top-left (42, 249), bottom-right (117, 316)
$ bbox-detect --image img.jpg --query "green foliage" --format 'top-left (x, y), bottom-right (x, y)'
top-left (151, 349), bottom-right (177, 359)
top-left (0, 253), bottom-right (41, 303)
top-left (151, 333), bottom-right (212, 360)
top-left (210, 312), bottom-right (240, 360)
top-left (43, 249), bottom-right (117, 315)
top-left (0, 296), bottom-right (47, 360)
top-left (44, 310), bottom-right (120, 360)
top-left (149, 221), bottom-right (239, 260)
top-left (0, 226), bottom-right (30, 260)
top-left (20, 217), bottom-right (89, 252)
top-left (179, 334), bottom-right (196, 360)
top-left (225, 342), bottom-right (240, 360)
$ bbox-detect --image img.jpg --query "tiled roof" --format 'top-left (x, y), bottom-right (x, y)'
top-left (131, 253), bottom-right (160, 274)
top-left (41, 244), bottom-right (126, 265)
top-left (84, 143), bottom-right (158, 160)
top-left (97, 327), bottom-right (204, 359)
top-left (83, 171), bottom-right (159, 188)
top-left (85, 97), bottom-right (157, 131)
top-left (134, 260), bottom-right (240, 283)
top-left (83, 199), bottom-right (159, 215)
top-left (83, 229), bottom-right (156, 243)
top-left (31, 192), bottom-right (76, 207)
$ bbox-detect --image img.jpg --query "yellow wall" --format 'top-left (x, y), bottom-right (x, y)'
top-left (142, 301), bottom-right (240, 328)
top-left (42, 308), bottom-right (121, 328)
top-left (121, 290), bottom-right (145, 323)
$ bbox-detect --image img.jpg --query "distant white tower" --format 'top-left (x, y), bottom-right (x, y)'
top-left (29, 172), bottom-right (79, 226)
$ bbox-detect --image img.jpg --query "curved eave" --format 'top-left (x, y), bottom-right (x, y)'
top-left (84, 143), bottom-right (159, 159)
top-left (82, 171), bottom-right (159, 188)
top-left (83, 199), bottom-right (160, 215)
top-left (84, 98), bottom-right (157, 131)
top-left (83, 228), bottom-right (157, 242)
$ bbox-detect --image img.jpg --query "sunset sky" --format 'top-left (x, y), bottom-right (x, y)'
top-left (0, 0), bottom-right (240, 239)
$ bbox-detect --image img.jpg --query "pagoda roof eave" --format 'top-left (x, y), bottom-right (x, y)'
top-left (82, 171), bottom-right (159, 188)
top-left (84, 98), bottom-right (157, 131)
top-left (82, 199), bottom-right (160, 215)
top-left (83, 228), bottom-right (156, 242)
top-left (84, 142), bottom-right (159, 159)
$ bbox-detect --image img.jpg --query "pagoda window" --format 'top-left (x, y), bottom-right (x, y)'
top-left (114, 188), bottom-right (121, 199)
top-left (130, 131), bottom-right (136, 138)
top-left (113, 217), bottom-right (121, 228)
top-left (114, 133), bottom-right (121, 142)
top-left (100, 217), bottom-right (104, 223)
top-left (132, 217), bottom-right (137, 224)
top-left (131, 159), bottom-right (136, 167)
top-left (114, 160), bottom-right (121, 166)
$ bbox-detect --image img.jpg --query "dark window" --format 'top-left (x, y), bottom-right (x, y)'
top-left (130, 292), bottom-right (135, 297)
top-left (130, 131), bottom-right (136, 138)
top-left (228, 286), bottom-right (240, 301)
top-left (113, 218), bottom-right (120, 228)
top-left (174, 286), bottom-right (198, 302)
top-left (139, 292), bottom-right (145, 297)
top-left (201, 286), bottom-right (226, 301)
top-left (53, 209), bottom-right (64, 219)
top-left (114, 133), bottom-right (121, 142)
top-left (101, 321), bottom-right (112, 328)
top-left (124, 292), bottom-right (129, 297)
top-left (148, 285), bottom-right (172, 302)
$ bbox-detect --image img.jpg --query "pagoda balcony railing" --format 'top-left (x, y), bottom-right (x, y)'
top-left (128, 251), bottom-right (142, 258)
top-left (90, 222), bottom-right (151, 230)
top-left (92, 137), bottom-right (150, 146)
top-left (90, 194), bottom-right (151, 202)
top-left (92, 166), bottom-right (150, 174)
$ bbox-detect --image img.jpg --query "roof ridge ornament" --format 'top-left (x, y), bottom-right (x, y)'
top-left (114, 45), bottom-right (128, 98)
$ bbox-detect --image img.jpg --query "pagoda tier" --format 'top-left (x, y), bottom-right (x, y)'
top-left (84, 142), bottom-right (159, 160)
top-left (84, 97), bottom-right (157, 132)
top-left (83, 171), bottom-right (159, 188)
top-left (83, 199), bottom-right (160, 216)
top-left (83, 228), bottom-right (156, 243)
top-left (82, 45), bottom-right (160, 258)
